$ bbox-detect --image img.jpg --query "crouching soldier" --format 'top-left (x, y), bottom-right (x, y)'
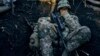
top-left (29, 0), bottom-right (91, 56)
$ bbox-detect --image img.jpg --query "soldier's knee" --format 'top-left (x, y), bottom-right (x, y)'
top-left (79, 26), bottom-right (91, 41)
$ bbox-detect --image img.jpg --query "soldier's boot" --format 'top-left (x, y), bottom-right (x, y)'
top-left (38, 17), bottom-right (56, 56)
top-left (63, 26), bottom-right (91, 56)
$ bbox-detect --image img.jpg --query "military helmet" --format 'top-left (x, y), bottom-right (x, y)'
top-left (57, 0), bottom-right (71, 10)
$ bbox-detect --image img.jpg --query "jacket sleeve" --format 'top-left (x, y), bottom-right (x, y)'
top-left (63, 13), bottom-right (81, 31)
top-left (63, 14), bottom-right (91, 52)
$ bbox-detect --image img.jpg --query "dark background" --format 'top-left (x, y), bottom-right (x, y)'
top-left (0, 0), bottom-right (100, 56)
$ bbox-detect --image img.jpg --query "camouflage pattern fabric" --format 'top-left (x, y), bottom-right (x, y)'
top-left (30, 17), bottom-right (57, 56)
top-left (29, 15), bottom-right (91, 56)
top-left (29, 0), bottom-right (91, 56)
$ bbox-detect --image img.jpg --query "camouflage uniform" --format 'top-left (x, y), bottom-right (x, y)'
top-left (29, 0), bottom-right (91, 56)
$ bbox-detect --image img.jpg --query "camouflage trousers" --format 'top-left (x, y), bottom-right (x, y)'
top-left (29, 17), bottom-right (91, 56)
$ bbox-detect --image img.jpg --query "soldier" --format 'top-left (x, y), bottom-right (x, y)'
top-left (29, 0), bottom-right (91, 56)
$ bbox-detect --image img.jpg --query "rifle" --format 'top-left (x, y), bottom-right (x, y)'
top-left (51, 13), bottom-right (68, 50)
